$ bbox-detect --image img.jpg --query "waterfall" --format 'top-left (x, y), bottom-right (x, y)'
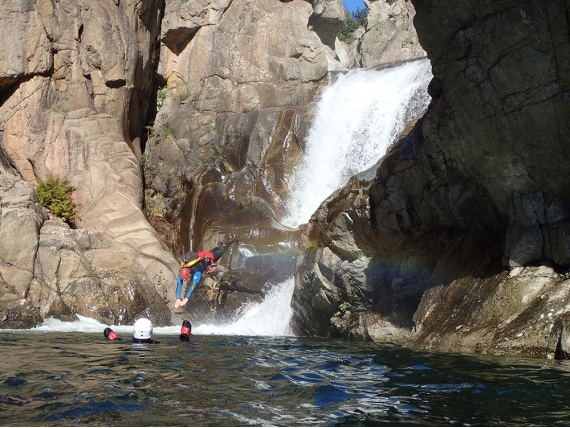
top-left (202, 59), bottom-right (433, 336)
top-left (283, 59), bottom-right (433, 228)
top-left (195, 278), bottom-right (295, 336)
top-left (21, 60), bottom-right (433, 337)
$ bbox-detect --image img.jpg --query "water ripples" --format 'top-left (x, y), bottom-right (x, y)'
top-left (2, 333), bottom-right (570, 426)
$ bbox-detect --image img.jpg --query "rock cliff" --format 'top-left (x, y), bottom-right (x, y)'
top-left (337, 0), bottom-right (425, 69)
top-left (0, 0), bottom-right (362, 327)
top-left (145, 0), bottom-right (343, 243)
top-left (292, 0), bottom-right (570, 358)
top-left (0, 0), bottom-right (175, 326)
top-left (5, 0), bottom-right (557, 359)
top-left (143, 0), bottom-right (350, 322)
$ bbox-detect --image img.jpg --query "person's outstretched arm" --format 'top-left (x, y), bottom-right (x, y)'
top-left (176, 272), bottom-right (184, 299)
top-left (175, 273), bottom-right (184, 308)
top-left (186, 271), bottom-right (201, 299)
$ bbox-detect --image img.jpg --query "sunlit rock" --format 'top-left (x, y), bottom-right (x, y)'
top-left (336, 0), bottom-right (426, 69)
top-left (146, 0), bottom-right (337, 254)
top-left (0, 0), bottom-right (179, 326)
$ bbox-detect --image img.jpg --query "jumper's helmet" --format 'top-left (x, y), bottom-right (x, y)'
top-left (179, 267), bottom-right (191, 281)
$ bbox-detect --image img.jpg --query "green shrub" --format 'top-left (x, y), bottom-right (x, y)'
top-left (337, 7), bottom-right (368, 44)
top-left (174, 90), bottom-right (191, 104)
top-left (352, 7), bottom-right (368, 25)
top-left (37, 174), bottom-right (78, 225)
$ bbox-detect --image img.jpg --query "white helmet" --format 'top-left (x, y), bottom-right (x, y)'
top-left (133, 318), bottom-right (153, 340)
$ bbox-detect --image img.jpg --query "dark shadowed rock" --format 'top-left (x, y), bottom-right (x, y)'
top-left (291, 0), bottom-right (570, 358)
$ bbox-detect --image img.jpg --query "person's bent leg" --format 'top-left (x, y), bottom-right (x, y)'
top-left (210, 235), bottom-right (237, 262)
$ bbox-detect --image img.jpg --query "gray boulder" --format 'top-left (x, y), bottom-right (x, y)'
top-left (31, 221), bottom-right (171, 326)
top-left (360, 0), bottom-right (426, 68)
top-left (337, 0), bottom-right (426, 69)
top-left (0, 172), bottom-right (171, 327)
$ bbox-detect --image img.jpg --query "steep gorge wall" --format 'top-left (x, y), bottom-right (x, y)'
top-left (293, 0), bottom-right (570, 358)
top-left (0, 0), bottom-right (351, 327)
top-left (144, 0), bottom-right (343, 251)
top-left (0, 0), bottom-right (434, 329)
top-left (142, 0), bottom-right (349, 323)
top-left (0, 0), bottom-right (175, 327)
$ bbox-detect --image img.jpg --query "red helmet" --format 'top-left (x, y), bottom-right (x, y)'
top-left (179, 267), bottom-right (191, 281)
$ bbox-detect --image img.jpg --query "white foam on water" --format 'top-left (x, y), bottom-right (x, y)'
top-left (1, 279), bottom-right (295, 336)
top-left (194, 277), bottom-right (295, 336)
top-left (31, 314), bottom-right (109, 333)
top-left (15, 314), bottom-right (181, 335)
top-left (282, 59), bottom-right (432, 228)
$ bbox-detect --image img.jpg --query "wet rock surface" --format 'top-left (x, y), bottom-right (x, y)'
top-left (291, 0), bottom-right (570, 358)
top-left (171, 243), bottom-right (299, 326)
top-left (143, 0), bottom-right (348, 320)
top-left (4, 0), bottom-right (565, 360)
top-left (144, 0), bottom-right (340, 254)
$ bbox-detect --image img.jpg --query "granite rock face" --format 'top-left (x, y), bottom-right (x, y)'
top-left (145, 0), bottom-right (344, 250)
top-left (292, 0), bottom-right (570, 358)
top-left (0, 173), bottom-right (171, 327)
top-left (0, 174), bottom-right (48, 309)
top-left (337, 0), bottom-right (426, 69)
top-left (0, 0), bottom-right (350, 327)
top-left (31, 220), bottom-right (171, 326)
top-left (412, 0), bottom-right (570, 268)
top-left (0, 0), bottom-right (177, 327)
top-left (144, 0), bottom-right (347, 324)
top-left (360, 0), bottom-right (425, 68)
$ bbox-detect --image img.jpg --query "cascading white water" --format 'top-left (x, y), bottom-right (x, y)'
top-left (202, 59), bottom-right (433, 336)
top-left (283, 59), bottom-right (433, 228)
top-left (19, 60), bottom-right (433, 336)
top-left (195, 278), bottom-right (295, 336)
top-left (25, 279), bottom-right (296, 336)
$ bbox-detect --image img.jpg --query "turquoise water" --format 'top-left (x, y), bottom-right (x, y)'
top-left (1, 331), bottom-right (570, 426)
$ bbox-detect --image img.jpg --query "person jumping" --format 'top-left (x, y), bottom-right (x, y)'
top-left (175, 235), bottom-right (237, 308)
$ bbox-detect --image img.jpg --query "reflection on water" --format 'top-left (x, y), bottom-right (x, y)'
top-left (1, 332), bottom-right (570, 426)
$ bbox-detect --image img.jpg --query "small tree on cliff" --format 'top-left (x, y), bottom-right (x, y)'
top-left (37, 173), bottom-right (78, 226)
top-left (337, 7), bottom-right (368, 44)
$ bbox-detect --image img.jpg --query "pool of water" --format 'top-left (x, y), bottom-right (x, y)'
top-left (1, 332), bottom-right (569, 426)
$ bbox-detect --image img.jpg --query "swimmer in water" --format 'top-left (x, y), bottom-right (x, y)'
top-left (179, 320), bottom-right (192, 341)
top-left (104, 318), bottom-right (158, 343)
top-left (132, 318), bottom-right (156, 343)
top-left (104, 319), bottom-right (191, 343)
top-left (103, 327), bottom-right (122, 341)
